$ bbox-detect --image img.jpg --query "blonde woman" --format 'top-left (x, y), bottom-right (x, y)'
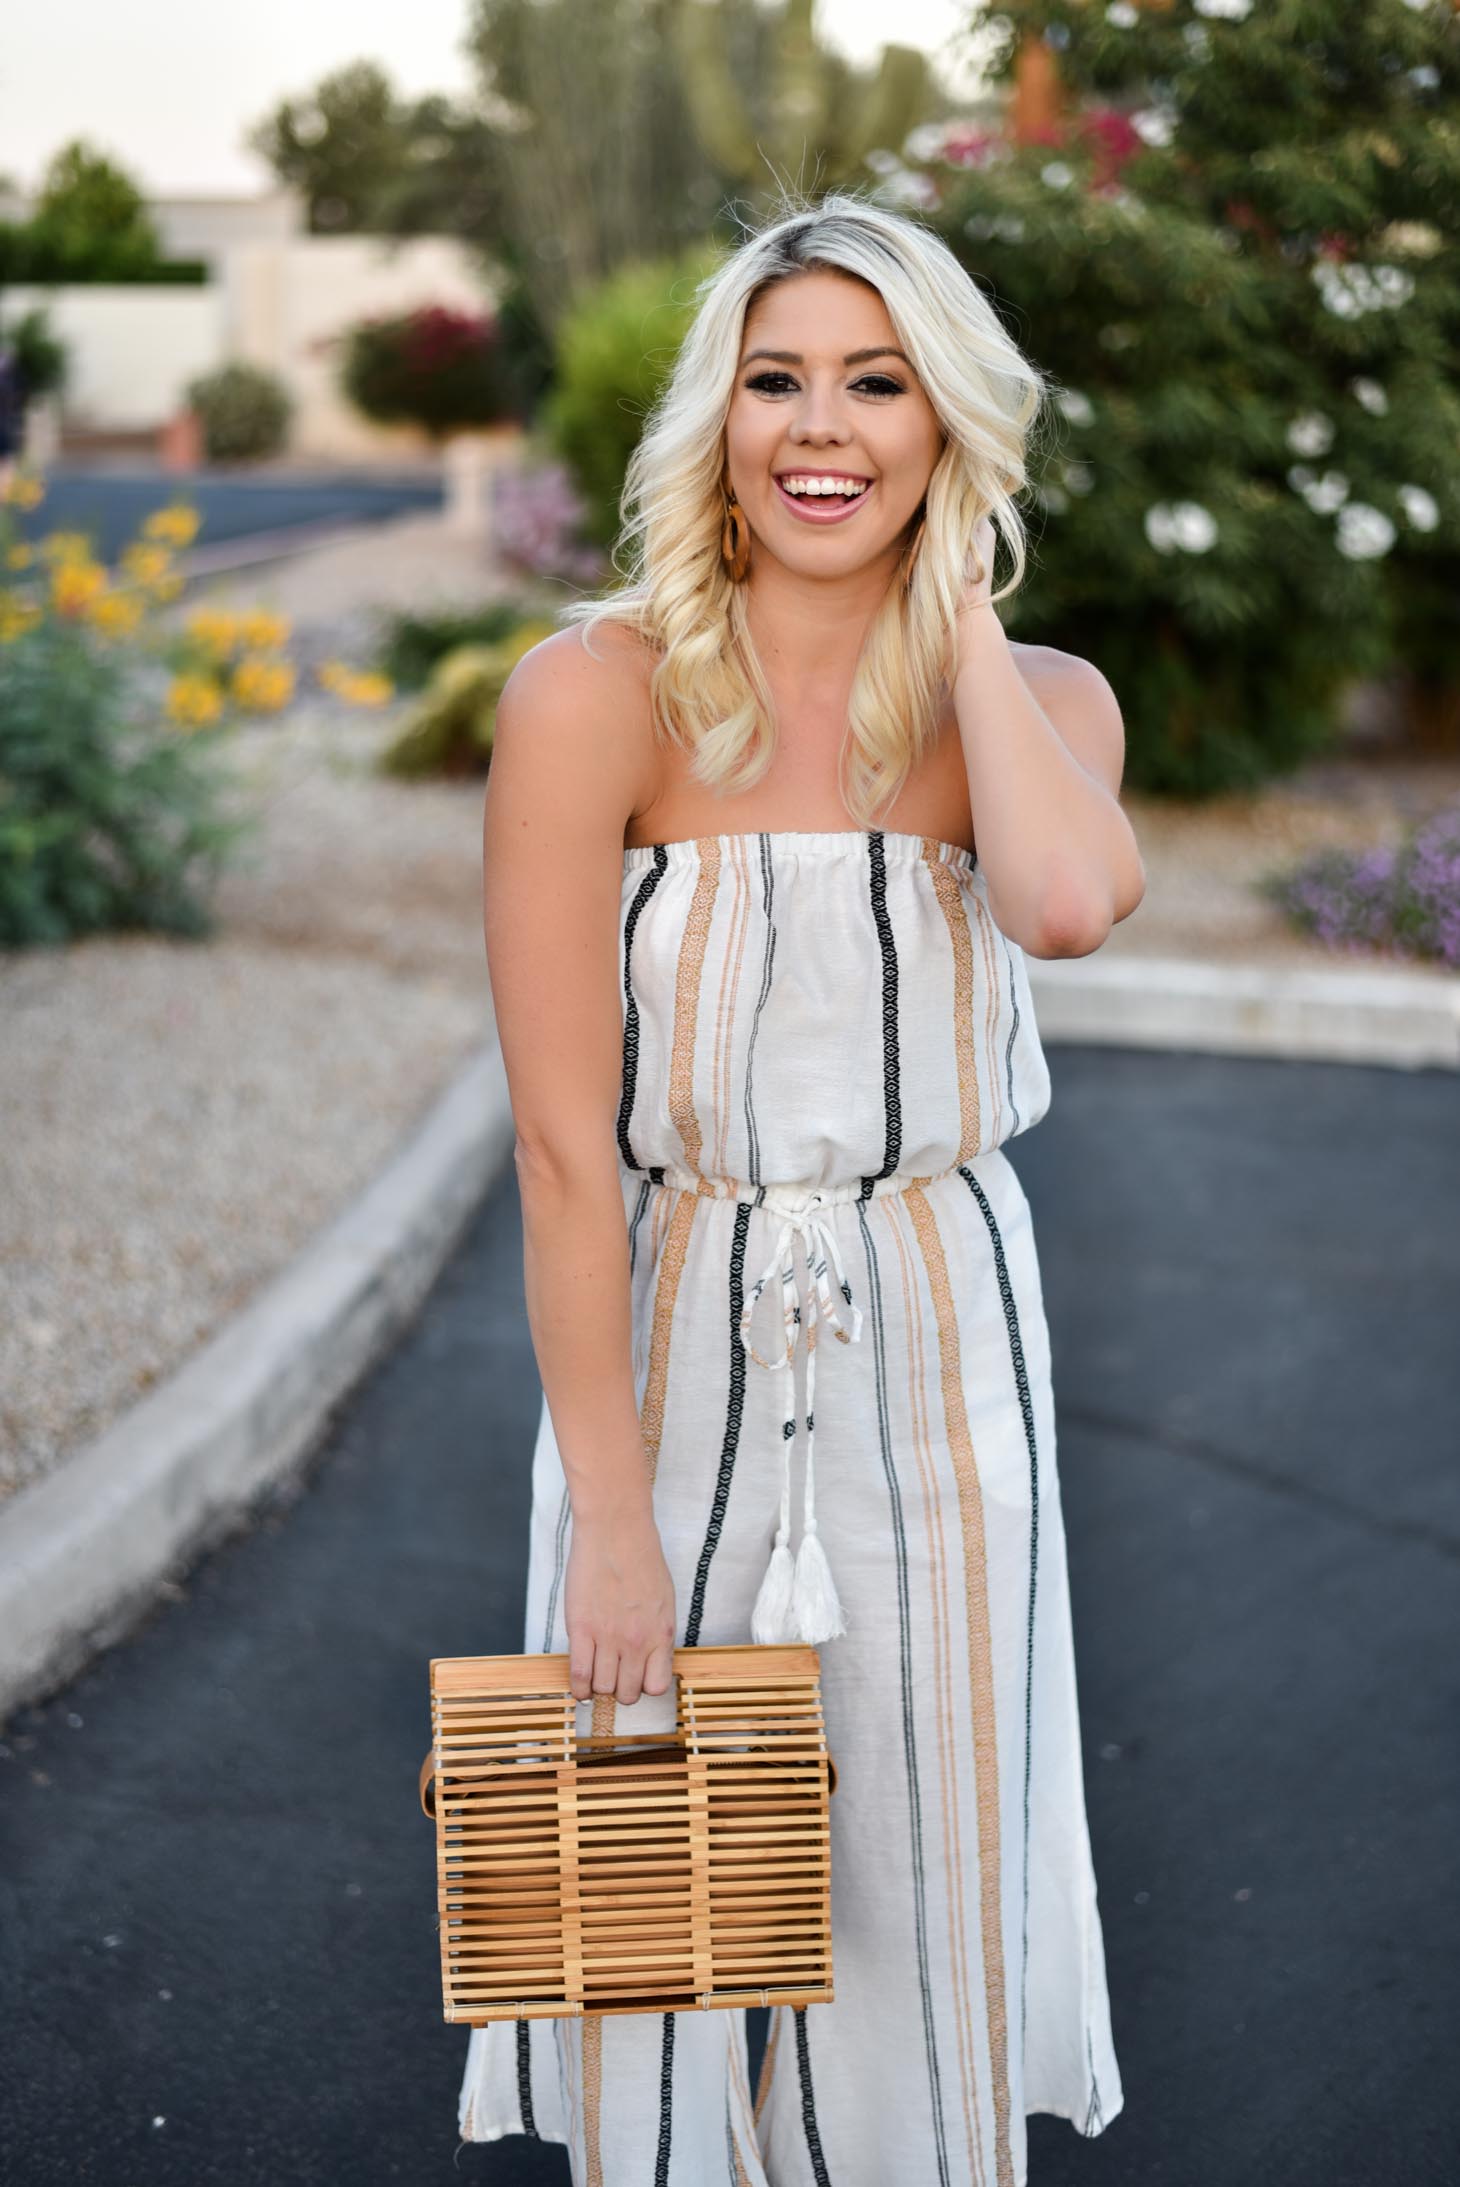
top-left (459, 189), bottom-right (1143, 2185)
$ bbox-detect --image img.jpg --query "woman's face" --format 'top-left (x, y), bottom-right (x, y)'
top-left (723, 267), bottom-right (944, 584)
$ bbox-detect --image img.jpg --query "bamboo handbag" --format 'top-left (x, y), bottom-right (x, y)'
top-left (418, 1641), bottom-right (838, 2022)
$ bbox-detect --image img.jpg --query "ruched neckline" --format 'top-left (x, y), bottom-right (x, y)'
top-left (623, 828), bottom-right (976, 878)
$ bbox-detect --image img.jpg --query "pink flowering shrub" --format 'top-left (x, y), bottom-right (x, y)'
top-left (491, 461), bottom-right (607, 588)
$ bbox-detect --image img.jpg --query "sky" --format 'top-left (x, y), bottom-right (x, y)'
top-left (0, 0), bottom-right (990, 198)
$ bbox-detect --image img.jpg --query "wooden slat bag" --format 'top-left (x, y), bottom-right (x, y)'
top-left (419, 1641), bottom-right (838, 2022)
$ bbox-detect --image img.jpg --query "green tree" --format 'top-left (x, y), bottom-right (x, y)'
top-left (26, 140), bottom-right (161, 273)
top-left (246, 61), bottom-right (415, 233)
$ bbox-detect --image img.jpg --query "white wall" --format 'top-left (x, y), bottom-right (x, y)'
top-left (221, 235), bottom-right (500, 463)
top-left (3, 285), bottom-right (224, 433)
top-left (151, 191), bottom-right (304, 265)
top-left (6, 233), bottom-right (500, 461)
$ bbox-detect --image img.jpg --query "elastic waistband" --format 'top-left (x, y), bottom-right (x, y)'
top-left (645, 1159), bottom-right (963, 1217)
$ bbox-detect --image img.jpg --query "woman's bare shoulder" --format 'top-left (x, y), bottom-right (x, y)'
top-left (512, 617), bottom-right (659, 710)
top-left (491, 618), bottom-right (660, 841)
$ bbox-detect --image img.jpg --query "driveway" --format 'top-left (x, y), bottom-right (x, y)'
top-left (14, 464), bottom-right (442, 566)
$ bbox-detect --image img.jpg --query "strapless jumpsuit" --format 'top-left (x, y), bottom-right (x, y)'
top-left (457, 828), bottom-right (1124, 2186)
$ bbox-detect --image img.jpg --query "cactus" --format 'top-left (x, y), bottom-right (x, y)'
top-left (670, 0), bottom-right (936, 204)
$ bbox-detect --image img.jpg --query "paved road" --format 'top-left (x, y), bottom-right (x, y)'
top-left (1, 1048), bottom-right (1456, 2186)
top-left (14, 465), bottom-right (442, 565)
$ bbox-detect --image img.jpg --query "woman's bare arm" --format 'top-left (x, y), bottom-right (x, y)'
top-left (481, 625), bottom-right (676, 1706)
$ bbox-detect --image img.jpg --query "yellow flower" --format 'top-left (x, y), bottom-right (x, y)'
top-left (88, 588), bottom-right (146, 639)
top-left (231, 653), bottom-right (296, 713)
top-left (166, 673), bottom-right (225, 729)
top-left (141, 502), bottom-right (201, 548)
top-left (2, 472), bottom-right (45, 511)
top-left (239, 609), bottom-right (291, 651)
top-left (50, 559), bottom-right (108, 618)
top-left (151, 570), bottom-right (183, 603)
top-left (6, 543), bottom-right (33, 570)
top-left (0, 594), bottom-right (43, 642)
top-left (186, 609), bottom-right (242, 658)
top-left (317, 659), bottom-right (395, 707)
top-left (40, 530), bottom-right (96, 566)
top-left (121, 541), bottom-right (174, 590)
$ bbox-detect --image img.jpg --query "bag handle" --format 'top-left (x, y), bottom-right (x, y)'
top-left (421, 1642), bottom-right (836, 1815)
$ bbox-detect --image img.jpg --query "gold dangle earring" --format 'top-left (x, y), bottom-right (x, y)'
top-left (721, 469), bottom-right (751, 582)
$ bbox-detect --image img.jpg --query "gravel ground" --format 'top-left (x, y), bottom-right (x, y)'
top-left (0, 705), bottom-right (490, 1504)
top-left (3, 505), bottom-right (1455, 1499)
top-left (1112, 750), bottom-right (1460, 976)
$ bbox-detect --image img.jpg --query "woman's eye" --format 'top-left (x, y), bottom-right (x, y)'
top-left (743, 371), bottom-right (904, 398)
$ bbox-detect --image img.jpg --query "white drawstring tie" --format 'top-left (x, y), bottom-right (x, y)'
top-left (738, 1195), bottom-right (864, 1644)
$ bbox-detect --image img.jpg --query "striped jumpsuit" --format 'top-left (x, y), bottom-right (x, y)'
top-left (457, 828), bottom-right (1125, 2185)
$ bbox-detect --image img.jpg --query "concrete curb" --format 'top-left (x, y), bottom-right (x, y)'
top-left (180, 517), bottom-right (392, 584)
top-left (0, 1037), bottom-right (515, 1728)
top-left (1029, 952), bottom-right (1460, 1071)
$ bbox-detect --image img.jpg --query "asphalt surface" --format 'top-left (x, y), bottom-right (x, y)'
top-left (1, 1046), bottom-right (1456, 2186)
top-left (14, 465), bottom-right (442, 564)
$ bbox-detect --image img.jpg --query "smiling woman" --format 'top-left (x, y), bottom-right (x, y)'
top-left (463, 186), bottom-right (1137, 2186)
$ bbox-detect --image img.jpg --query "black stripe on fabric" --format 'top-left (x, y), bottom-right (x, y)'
top-left (655, 2008), bottom-right (677, 2185)
top-left (684, 1202), bottom-right (753, 1647)
top-left (1001, 940), bottom-right (1022, 1136)
top-left (618, 846), bottom-right (668, 1170)
top-left (743, 832), bottom-right (778, 1189)
top-left (958, 1162), bottom-right (1040, 2057)
top-left (859, 831), bottom-right (902, 1202)
top-left (627, 1174), bottom-right (652, 1272)
top-left (1083, 2026), bottom-right (1106, 2136)
top-left (854, 1207), bottom-right (954, 2183)
top-left (792, 2006), bottom-right (834, 2186)
top-left (514, 2020), bottom-right (539, 2136)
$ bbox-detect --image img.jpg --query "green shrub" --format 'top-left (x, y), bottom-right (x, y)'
top-left (378, 599), bottom-right (542, 691)
top-left (0, 140), bottom-right (206, 284)
top-left (0, 223), bottom-right (207, 284)
top-left (0, 619), bottom-right (251, 948)
top-left (540, 245), bottom-right (721, 545)
top-left (339, 305), bottom-right (518, 439)
top-left (186, 362), bottom-right (293, 464)
top-left (380, 623), bottom-right (558, 778)
top-left (1, 307), bottom-right (66, 404)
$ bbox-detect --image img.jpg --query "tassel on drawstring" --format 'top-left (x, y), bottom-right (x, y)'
top-left (739, 1199), bottom-right (863, 1648)
top-left (750, 1525), bottom-right (798, 1643)
top-left (790, 1521), bottom-right (846, 1643)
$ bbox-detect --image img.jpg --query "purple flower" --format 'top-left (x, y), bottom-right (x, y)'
top-left (491, 462), bottom-right (608, 588)
top-left (1270, 802), bottom-right (1460, 969)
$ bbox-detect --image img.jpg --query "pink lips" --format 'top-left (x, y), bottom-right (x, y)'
top-left (772, 475), bottom-right (874, 526)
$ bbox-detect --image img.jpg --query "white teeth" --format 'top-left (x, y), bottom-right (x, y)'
top-left (779, 476), bottom-right (868, 499)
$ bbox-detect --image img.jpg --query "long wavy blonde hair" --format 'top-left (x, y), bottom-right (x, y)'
top-left (560, 185), bottom-right (1054, 826)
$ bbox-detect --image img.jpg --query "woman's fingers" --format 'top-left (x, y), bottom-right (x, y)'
top-left (568, 1640), bottom-right (596, 1702)
top-left (641, 1641), bottom-right (675, 1698)
top-left (590, 1645), bottom-right (621, 1697)
top-left (568, 1635), bottom-right (676, 1707)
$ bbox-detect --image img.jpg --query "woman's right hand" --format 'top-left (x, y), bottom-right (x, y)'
top-left (564, 1507), bottom-right (677, 1705)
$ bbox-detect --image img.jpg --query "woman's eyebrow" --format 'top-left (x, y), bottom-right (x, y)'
top-left (739, 346), bottom-right (913, 367)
